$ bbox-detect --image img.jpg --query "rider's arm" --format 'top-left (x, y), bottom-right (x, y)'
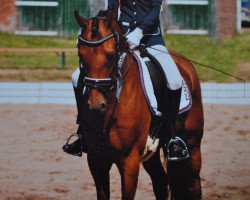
top-left (138, 0), bottom-right (162, 33)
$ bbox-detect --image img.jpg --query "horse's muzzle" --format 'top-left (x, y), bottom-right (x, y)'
top-left (87, 100), bottom-right (107, 114)
top-left (86, 89), bottom-right (107, 114)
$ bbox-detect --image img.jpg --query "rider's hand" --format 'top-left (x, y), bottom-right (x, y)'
top-left (126, 28), bottom-right (143, 49)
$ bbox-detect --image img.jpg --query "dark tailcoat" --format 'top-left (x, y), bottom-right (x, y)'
top-left (108, 0), bottom-right (165, 47)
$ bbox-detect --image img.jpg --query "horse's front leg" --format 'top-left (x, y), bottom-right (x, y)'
top-left (117, 147), bottom-right (141, 200)
top-left (87, 154), bottom-right (112, 200)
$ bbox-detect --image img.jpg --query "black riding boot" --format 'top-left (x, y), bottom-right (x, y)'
top-left (163, 87), bottom-right (189, 161)
top-left (62, 85), bottom-right (87, 156)
top-left (62, 124), bottom-right (87, 156)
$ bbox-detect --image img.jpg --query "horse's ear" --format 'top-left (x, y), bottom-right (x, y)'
top-left (97, 10), bottom-right (108, 18)
top-left (105, 8), bottom-right (117, 26)
top-left (74, 10), bottom-right (87, 28)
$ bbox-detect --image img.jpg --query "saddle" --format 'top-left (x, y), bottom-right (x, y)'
top-left (138, 46), bottom-right (192, 116)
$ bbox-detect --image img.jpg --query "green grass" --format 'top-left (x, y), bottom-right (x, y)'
top-left (164, 32), bottom-right (250, 82)
top-left (0, 53), bottom-right (79, 70)
top-left (0, 31), bottom-right (74, 48)
top-left (0, 32), bottom-right (78, 70)
top-left (0, 31), bottom-right (249, 82)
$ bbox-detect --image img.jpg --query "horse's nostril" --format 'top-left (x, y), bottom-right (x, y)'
top-left (100, 103), bottom-right (106, 109)
top-left (87, 101), bottom-right (91, 108)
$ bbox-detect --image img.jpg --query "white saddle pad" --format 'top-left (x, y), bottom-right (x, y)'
top-left (179, 79), bottom-right (192, 114)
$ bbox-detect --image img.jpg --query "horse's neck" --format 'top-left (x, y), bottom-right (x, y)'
top-left (118, 52), bottom-right (149, 114)
top-left (104, 51), bottom-right (151, 146)
top-left (122, 52), bottom-right (142, 91)
top-left (105, 51), bottom-right (146, 120)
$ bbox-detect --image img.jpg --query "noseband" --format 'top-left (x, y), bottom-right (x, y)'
top-left (77, 17), bottom-right (121, 97)
top-left (83, 77), bottom-right (115, 96)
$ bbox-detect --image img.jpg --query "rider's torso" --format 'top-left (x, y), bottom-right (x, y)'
top-left (118, 0), bottom-right (165, 47)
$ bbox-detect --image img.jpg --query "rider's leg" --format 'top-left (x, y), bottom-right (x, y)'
top-left (146, 45), bottom-right (182, 90)
top-left (62, 68), bottom-right (87, 156)
top-left (147, 45), bottom-right (189, 161)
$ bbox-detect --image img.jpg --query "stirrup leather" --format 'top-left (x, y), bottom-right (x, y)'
top-left (167, 136), bottom-right (190, 161)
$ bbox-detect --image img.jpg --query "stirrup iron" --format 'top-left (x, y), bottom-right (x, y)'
top-left (62, 133), bottom-right (83, 157)
top-left (66, 133), bottom-right (79, 145)
top-left (167, 136), bottom-right (190, 161)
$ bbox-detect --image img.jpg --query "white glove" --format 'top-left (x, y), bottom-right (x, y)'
top-left (126, 28), bottom-right (143, 49)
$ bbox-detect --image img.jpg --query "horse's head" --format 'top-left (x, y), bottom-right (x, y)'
top-left (75, 10), bottom-right (127, 113)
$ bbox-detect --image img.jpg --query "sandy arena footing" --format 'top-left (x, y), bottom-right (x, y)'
top-left (0, 104), bottom-right (249, 200)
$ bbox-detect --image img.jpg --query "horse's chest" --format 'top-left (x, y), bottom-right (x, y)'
top-left (109, 127), bottom-right (136, 154)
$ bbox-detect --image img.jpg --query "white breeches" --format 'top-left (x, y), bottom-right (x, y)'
top-left (146, 45), bottom-right (182, 90)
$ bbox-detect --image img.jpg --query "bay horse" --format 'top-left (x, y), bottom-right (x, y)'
top-left (74, 10), bottom-right (204, 200)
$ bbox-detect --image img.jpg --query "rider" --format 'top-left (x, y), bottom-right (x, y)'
top-left (62, 0), bottom-right (189, 160)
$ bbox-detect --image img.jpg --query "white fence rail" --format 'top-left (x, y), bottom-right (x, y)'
top-left (0, 83), bottom-right (75, 105)
top-left (201, 83), bottom-right (250, 104)
top-left (0, 83), bottom-right (249, 105)
top-left (15, 1), bottom-right (59, 7)
top-left (167, 0), bottom-right (209, 5)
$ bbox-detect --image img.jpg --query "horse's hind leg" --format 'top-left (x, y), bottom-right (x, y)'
top-left (87, 154), bottom-right (112, 200)
top-left (143, 149), bottom-right (168, 200)
top-left (168, 137), bottom-right (202, 200)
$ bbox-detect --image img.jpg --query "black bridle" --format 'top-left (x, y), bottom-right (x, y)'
top-left (77, 17), bottom-right (121, 97)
